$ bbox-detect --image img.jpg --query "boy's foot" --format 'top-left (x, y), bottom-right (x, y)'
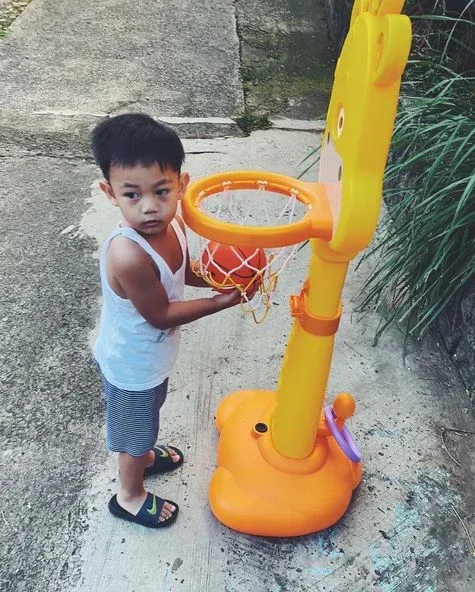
top-left (109, 492), bottom-right (179, 528)
top-left (144, 445), bottom-right (184, 477)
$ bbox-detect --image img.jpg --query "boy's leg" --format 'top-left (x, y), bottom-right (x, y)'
top-left (98, 373), bottom-right (179, 523)
top-left (117, 451), bottom-right (176, 522)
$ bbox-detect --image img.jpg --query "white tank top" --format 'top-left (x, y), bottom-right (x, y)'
top-left (93, 219), bottom-right (187, 390)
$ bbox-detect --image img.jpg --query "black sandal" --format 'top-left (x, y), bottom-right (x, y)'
top-left (108, 493), bottom-right (179, 528)
top-left (144, 445), bottom-right (184, 477)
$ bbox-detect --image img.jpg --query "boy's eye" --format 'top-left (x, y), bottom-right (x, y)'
top-left (156, 188), bottom-right (169, 197)
top-left (124, 192), bottom-right (139, 200)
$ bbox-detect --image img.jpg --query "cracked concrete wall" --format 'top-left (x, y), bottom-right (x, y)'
top-left (322, 0), bottom-right (353, 52)
top-left (235, 0), bottom-right (335, 119)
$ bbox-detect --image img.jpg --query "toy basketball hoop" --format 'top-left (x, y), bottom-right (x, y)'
top-left (182, 170), bottom-right (333, 322)
top-left (178, 0), bottom-right (411, 539)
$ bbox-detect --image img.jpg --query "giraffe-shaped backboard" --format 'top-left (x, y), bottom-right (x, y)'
top-left (319, 0), bottom-right (411, 258)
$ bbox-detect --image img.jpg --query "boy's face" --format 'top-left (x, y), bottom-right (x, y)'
top-left (100, 163), bottom-right (189, 236)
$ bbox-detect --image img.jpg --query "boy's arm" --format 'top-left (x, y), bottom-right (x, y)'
top-left (175, 215), bottom-right (212, 288)
top-left (185, 253), bottom-right (210, 287)
top-left (108, 238), bottom-right (241, 331)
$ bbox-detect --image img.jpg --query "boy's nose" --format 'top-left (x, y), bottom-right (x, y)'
top-left (142, 195), bottom-right (159, 213)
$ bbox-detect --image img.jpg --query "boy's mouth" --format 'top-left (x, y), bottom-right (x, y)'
top-left (143, 219), bottom-right (161, 227)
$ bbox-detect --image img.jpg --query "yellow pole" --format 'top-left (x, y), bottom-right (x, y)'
top-left (271, 239), bottom-right (349, 458)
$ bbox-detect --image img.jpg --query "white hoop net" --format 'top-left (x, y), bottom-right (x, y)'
top-left (188, 179), bottom-right (310, 323)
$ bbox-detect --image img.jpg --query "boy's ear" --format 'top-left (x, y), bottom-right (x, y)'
top-left (178, 172), bottom-right (190, 199)
top-left (99, 180), bottom-right (119, 206)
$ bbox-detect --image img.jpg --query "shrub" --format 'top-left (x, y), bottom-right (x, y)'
top-left (356, 1), bottom-right (475, 347)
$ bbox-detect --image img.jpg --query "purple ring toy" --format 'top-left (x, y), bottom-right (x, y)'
top-left (324, 406), bottom-right (361, 463)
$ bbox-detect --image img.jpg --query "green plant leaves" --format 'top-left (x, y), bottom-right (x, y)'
top-left (359, 67), bottom-right (474, 344)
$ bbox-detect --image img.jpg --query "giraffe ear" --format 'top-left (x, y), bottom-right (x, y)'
top-left (377, 0), bottom-right (404, 18)
top-left (351, 0), bottom-right (404, 27)
top-left (373, 14), bottom-right (411, 86)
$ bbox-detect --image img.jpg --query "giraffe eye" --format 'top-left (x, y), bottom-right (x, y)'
top-left (337, 107), bottom-right (344, 137)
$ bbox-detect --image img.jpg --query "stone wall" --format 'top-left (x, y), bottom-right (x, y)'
top-left (322, 0), bottom-right (353, 52)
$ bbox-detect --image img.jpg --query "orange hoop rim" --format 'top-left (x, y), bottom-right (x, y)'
top-left (181, 170), bottom-right (332, 248)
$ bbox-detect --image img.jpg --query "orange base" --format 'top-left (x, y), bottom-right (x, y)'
top-left (209, 390), bottom-right (362, 537)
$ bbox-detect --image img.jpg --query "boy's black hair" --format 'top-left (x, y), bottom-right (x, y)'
top-left (91, 113), bottom-right (185, 180)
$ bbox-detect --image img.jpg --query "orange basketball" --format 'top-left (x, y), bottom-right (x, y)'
top-left (200, 241), bottom-right (266, 292)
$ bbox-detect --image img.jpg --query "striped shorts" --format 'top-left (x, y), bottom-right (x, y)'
top-left (98, 371), bottom-right (168, 457)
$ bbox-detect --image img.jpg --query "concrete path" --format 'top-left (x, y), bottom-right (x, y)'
top-left (0, 0), bottom-right (243, 118)
top-left (0, 2), bottom-right (473, 592)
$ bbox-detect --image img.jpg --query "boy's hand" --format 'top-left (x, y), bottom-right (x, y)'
top-left (213, 289), bottom-right (243, 310)
top-left (244, 280), bottom-right (259, 301)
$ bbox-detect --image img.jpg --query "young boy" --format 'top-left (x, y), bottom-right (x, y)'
top-left (91, 113), bottom-right (243, 528)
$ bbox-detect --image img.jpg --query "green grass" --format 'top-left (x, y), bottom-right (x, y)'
top-left (0, 1), bottom-right (33, 39)
top-left (235, 112), bottom-right (273, 135)
top-left (357, 67), bottom-right (474, 346)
